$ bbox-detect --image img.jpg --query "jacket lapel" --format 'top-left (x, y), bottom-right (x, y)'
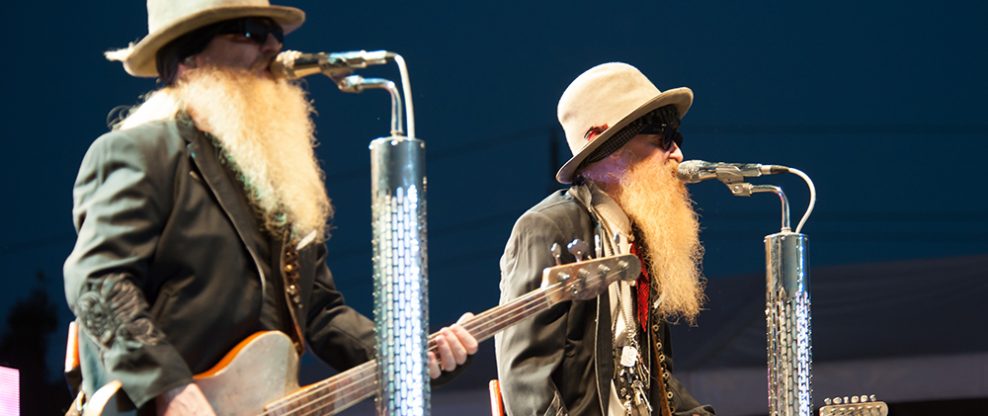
top-left (572, 184), bottom-right (632, 413)
top-left (596, 289), bottom-right (613, 413)
top-left (179, 120), bottom-right (268, 284)
top-left (570, 185), bottom-right (618, 412)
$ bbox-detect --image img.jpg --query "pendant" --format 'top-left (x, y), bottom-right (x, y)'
top-left (617, 345), bottom-right (651, 415)
top-left (620, 345), bottom-right (638, 368)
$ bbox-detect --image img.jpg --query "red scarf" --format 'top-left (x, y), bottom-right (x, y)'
top-left (629, 242), bottom-right (650, 331)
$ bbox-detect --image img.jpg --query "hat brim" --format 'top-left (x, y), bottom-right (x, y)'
top-left (555, 87), bottom-right (693, 184)
top-left (117, 6), bottom-right (305, 77)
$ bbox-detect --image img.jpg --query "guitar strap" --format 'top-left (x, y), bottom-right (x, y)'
top-left (279, 232), bottom-right (307, 355)
top-left (637, 230), bottom-right (674, 416)
top-left (649, 319), bottom-right (673, 416)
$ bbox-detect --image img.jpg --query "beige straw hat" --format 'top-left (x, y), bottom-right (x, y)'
top-left (555, 62), bottom-right (693, 184)
top-left (105, 0), bottom-right (305, 77)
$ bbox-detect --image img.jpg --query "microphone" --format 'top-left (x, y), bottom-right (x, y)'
top-left (270, 50), bottom-right (395, 80)
top-left (677, 160), bottom-right (789, 184)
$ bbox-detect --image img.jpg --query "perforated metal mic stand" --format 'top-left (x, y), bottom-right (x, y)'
top-left (370, 134), bottom-right (428, 416)
top-left (337, 60), bottom-right (431, 416)
top-left (765, 230), bottom-right (812, 416)
top-left (722, 179), bottom-right (814, 416)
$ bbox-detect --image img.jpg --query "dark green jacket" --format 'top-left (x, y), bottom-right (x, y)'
top-left (494, 187), bottom-right (714, 416)
top-left (64, 117), bottom-right (376, 408)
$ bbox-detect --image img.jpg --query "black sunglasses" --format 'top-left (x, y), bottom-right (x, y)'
top-left (636, 106), bottom-right (683, 151)
top-left (638, 120), bottom-right (683, 151)
top-left (215, 17), bottom-right (284, 45)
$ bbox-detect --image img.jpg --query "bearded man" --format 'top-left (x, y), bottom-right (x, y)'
top-left (63, 1), bottom-right (476, 414)
top-left (494, 63), bottom-right (715, 416)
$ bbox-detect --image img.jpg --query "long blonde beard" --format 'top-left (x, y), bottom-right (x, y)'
top-left (611, 159), bottom-right (705, 323)
top-left (114, 68), bottom-right (331, 241)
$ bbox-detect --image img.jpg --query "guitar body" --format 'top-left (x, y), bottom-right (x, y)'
top-left (82, 331), bottom-right (300, 416)
top-left (81, 254), bottom-right (640, 415)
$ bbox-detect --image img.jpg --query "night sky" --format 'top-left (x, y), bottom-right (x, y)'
top-left (1, 0), bottom-right (986, 396)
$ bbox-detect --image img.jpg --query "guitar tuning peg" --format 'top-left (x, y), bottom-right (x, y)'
top-left (567, 239), bottom-right (590, 261)
top-left (550, 243), bottom-right (563, 265)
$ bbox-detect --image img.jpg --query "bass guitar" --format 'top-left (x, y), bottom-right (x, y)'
top-left (80, 252), bottom-right (640, 415)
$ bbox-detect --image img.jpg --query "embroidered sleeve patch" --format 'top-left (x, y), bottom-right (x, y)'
top-left (74, 274), bottom-right (166, 351)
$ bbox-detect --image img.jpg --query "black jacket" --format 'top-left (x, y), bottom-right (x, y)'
top-left (64, 117), bottom-right (376, 408)
top-left (494, 187), bottom-right (714, 416)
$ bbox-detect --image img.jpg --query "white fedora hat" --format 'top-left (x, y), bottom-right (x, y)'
top-left (555, 62), bottom-right (693, 184)
top-left (105, 0), bottom-right (305, 77)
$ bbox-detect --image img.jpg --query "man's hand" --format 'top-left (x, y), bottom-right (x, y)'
top-left (428, 312), bottom-right (479, 379)
top-left (156, 383), bottom-right (216, 415)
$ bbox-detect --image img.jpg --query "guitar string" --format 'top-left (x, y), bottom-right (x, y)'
top-left (262, 282), bottom-right (563, 416)
top-left (262, 279), bottom-right (560, 414)
top-left (274, 300), bottom-right (549, 416)
top-left (262, 274), bottom-right (565, 411)
top-left (266, 269), bottom-right (622, 416)
top-left (263, 285), bottom-right (556, 416)
top-left (269, 268), bottom-right (624, 416)
top-left (267, 269), bottom-right (624, 416)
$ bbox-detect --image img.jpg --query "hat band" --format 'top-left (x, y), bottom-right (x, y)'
top-left (574, 104), bottom-right (680, 174)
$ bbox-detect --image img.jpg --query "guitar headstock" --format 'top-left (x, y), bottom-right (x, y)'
top-left (819, 394), bottom-right (888, 416)
top-left (540, 252), bottom-right (640, 304)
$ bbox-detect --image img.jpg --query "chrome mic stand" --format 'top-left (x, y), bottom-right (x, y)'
top-left (710, 167), bottom-right (817, 416)
top-left (274, 50), bottom-right (430, 416)
top-left (350, 58), bottom-right (430, 416)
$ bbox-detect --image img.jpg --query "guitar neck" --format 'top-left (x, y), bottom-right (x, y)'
top-left (262, 282), bottom-right (561, 415)
top-left (433, 281), bottom-right (556, 347)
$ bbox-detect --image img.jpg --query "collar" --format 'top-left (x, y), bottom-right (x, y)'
top-left (569, 182), bottom-right (634, 253)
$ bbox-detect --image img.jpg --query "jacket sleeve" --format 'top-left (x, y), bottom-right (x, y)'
top-left (664, 325), bottom-right (716, 416)
top-left (304, 244), bottom-right (378, 370)
top-left (495, 211), bottom-right (571, 416)
top-left (669, 373), bottom-right (716, 416)
top-left (63, 129), bottom-right (193, 408)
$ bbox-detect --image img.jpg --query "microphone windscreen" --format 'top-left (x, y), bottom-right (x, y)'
top-left (269, 51), bottom-right (298, 79)
top-left (677, 160), bottom-right (707, 182)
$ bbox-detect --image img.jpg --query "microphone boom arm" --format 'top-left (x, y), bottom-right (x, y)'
top-left (726, 183), bottom-right (792, 231)
top-left (336, 75), bottom-right (404, 137)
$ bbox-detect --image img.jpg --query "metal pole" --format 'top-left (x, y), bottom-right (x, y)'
top-left (764, 231), bottom-right (812, 416)
top-left (272, 48), bottom-right (430, 415)
top-left (371, 136), bottom-right (429, 416)
top-left (676, 160), bottom-right (816, 416)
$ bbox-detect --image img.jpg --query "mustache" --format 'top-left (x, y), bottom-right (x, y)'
top-left (252, 51), bottom-right (281, 73)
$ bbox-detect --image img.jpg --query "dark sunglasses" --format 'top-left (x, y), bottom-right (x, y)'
top-left (215, 17), bottom-right (285, 45)
top-left (638, 120), bottom-right (683, 151)
top-left (636, 105), bottom-right (684, 151)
